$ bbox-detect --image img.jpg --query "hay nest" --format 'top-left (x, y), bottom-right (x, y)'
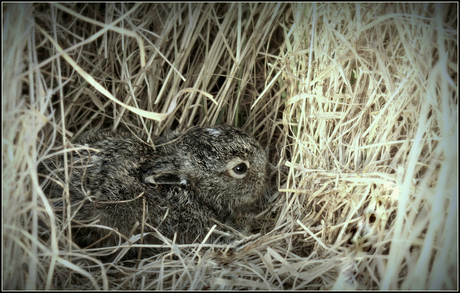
top-left (2, 3), bottom-right (457, 290)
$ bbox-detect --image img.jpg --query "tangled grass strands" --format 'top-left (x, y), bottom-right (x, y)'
top-left (2, 3), bottom-right (457, 290)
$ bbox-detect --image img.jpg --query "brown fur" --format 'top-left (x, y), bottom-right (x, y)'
top-left (41, 125), bottom-right (271, 257)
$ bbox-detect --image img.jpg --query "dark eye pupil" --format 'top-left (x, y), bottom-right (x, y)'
top-left (233, 163), bottom-right (248, 174)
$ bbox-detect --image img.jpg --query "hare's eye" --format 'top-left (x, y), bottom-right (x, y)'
top-left (233, 163), bottom-right (248, 174)
top-left (227, 159), bottom-right (250, 179)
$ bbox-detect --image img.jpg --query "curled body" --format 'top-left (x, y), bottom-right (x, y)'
top-left (41, 125), bottom-right (271, 252)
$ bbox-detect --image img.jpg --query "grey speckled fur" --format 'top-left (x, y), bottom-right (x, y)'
top-left (42, 125), bottom-right (271, 254)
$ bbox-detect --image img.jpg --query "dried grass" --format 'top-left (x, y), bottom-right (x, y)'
top-left (2, 3), bottom-right (457, 290)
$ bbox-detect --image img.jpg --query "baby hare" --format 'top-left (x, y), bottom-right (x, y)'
top-left (41, 125), bottom-right (271, 255)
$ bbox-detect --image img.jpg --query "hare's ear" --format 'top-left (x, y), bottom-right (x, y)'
top-left (140, 156), bottom-right (187, 186)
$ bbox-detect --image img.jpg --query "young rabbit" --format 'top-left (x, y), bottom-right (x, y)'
top-left (41, 125), bottom-right (271, 255)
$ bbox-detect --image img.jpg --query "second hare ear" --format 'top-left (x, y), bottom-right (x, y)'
top-left (140, 156), bottom-right (188, 186)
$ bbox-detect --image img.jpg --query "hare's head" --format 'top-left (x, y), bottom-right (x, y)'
top-left (142, 125), bottom-right (270, 215)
